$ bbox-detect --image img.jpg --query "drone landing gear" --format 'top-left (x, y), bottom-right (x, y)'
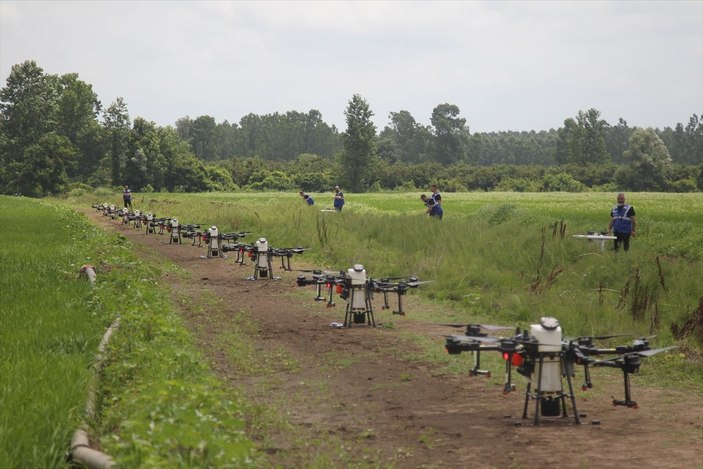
top-left (391, 291), bottom-right (406, 316)
top-left (279, 255), bottom-right (293, 271)
top-left (521, 353), bottom-right (580, 425)
top-left (313, 283), bottom-right (326, 302)
top-left (613, 368), bottom-right (638, 408)
top-left (343, 288), bottom-right (375, 328)
top-left (380, 288), bottom-right (407, 316)
top-left (468, 350), bottom-right (490, 377)
top-left (248, 253), bottom-right (279, 280)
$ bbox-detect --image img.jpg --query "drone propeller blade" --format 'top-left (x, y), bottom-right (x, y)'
top-left (588, 333), bottom-right (632, 340)
top-left (436, 323), bottom-right (513, 331)
top-left (371, 276), bottom-right (409, 282)
top-left (637, 345), bottom-right (678, 357)
top-left (479, 324), bottom-right (514, 331)
top-left (297, 269), bottom-right (339, 274)
top-left (592, 345), bottom-right (677, 365)
top-left (405, 280), bottom-right (435, 287)
top-left (445, 334), bottom-right (500, 343)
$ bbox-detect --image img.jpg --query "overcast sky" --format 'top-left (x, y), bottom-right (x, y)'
top-left (1, 1), bottom-right (701, 133)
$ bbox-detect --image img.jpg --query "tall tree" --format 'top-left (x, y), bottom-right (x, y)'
top-left (430, 103), bottom-right (469, 164)
top-left (191, 115), bottom-right (217, 160)
top-left (555, 118), bottom-right (577, 165)
top-left (571, 108), bottom-right (610, 164)
top-left (53, 73), bottom-right (103, 180)
top-left (684, 114), bottom-right (703, 164)
top-left (616, 128), bottom-right (672, 191)
top-left (381, 110), bottom-right (431, 163)
top-left (605, 118), bottom-right (632, 163)
top-left (0, 61), bottom-right (60, 194)
top-left (102, 98), bottom-right (131, 185)
top-left (341, 94), bottom-right (377, 192)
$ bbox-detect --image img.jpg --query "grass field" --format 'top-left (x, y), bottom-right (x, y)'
top-left (7, 190), bottom-right (698, 466)
top-left (0, 196), bottom-right (253, 468)
top-left (72, 190), bottom-right (703, 367)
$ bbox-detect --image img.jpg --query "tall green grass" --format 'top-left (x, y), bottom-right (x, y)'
top-left (0, 197), bottom-right (104, 468)
top-left (1, 196), bottom-right (253, 467)
top-left (70, 191), bottom-right (702, 348)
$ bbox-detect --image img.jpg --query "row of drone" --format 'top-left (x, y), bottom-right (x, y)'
top-left (92, 202), bottom-right (676, 426)
top-left (92, 203), bottom-right (426, 328)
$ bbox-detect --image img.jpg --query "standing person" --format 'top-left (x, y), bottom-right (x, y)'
top-left (427, 198), bottom-right (443, 220)
top-left (607, 192), bottom-right (636, 252)
top-left (122, 186), bottom-right (133, 210)
top-left (429, 184), bottom-right (442, 206)
top-left (333, 185), bottom-right (345, 211)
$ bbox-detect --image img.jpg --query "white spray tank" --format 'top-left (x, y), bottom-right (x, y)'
top-left (530, 317), bottom-right (563, 392)
top-left (207, 225), bottom-right (220, 257)
top-left (170, 218), bottom-right (180, 243)
top-left (256, 237), bottom-right (269, 269)
top-left (121, 208), bottom-right (129, 224)
top-left (347, 264), bottom-right (367, 309)
top-left (145, 213), bottom-right (154, 234)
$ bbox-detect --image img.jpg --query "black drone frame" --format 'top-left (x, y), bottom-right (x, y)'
top-left (270, 247), bottom-right (308, 271)
top-left (445, 329), bottom-right (676, 424)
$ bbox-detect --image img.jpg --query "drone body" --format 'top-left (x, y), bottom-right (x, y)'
top-left (344, 264), bottom-right (375, 327)
top-left (296, 265), bottom-right (429, 327)
top-left (206, 226), bottom-right (221, 258)
top-left (444, 317), bottom-right (676, 424)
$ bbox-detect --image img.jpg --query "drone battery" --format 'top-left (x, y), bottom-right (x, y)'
top-left (541, 397), bottom-right (561, 417)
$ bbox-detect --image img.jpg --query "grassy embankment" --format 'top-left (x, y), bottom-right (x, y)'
top-left (67, 190), bottom-right (703, 392)
top-left (0, 196), bottom-right (253, 468)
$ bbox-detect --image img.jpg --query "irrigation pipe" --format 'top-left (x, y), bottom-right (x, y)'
top-left (67, 316), bottom-right (120, 468)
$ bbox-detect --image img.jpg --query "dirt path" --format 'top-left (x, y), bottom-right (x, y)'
top-left (85, 210), bottom-right (703, 469)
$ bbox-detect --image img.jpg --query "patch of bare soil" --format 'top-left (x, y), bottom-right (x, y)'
top-left (84, 209), bottom-right (703, 469)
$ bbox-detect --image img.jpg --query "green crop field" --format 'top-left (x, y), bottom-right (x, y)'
top-left (73, 190), bottom-right (703, 357)
top-left (0, 196), bottom-right (252, 468)
top-left (102, 190), bottom-right (703, 397)
top-left (5, 190), bottom-right (701, 466)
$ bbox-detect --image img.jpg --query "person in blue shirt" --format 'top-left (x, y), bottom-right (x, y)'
top-left (333, 186), bottom-right (345, 211)
top-left (122, 186), bottom-right (132, 210)
top-left (300, 191), bottom-right (315, 205)
top-left (607, 192), bottom-right (636, 251)
top-left (429, 184), bottom-right (442, 206)
top-left (427, 197), bottom-right (443, 220)
top-left (420, 194), bottom-right (429, 208)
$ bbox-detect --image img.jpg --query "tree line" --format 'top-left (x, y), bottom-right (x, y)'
top-left (1, 60), bottom-right (701, 197)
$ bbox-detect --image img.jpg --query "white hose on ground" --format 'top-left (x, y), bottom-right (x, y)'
top-left (67, 317), bottom-right (120, 468)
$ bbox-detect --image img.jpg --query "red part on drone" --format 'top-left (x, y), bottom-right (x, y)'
top-left (502, 352), bottom-right (523, 366)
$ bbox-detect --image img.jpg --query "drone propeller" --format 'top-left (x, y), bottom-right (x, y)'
top-left (438, 323), bottom-right (514, 332)
top-left (443, 334), bottom-right (500, 343)
top-left (297, 269), bottom-right (341, 274)
top-left (571, 333), bottom-right (632, 342)
top-left (591, 345), bottom-right (678, 365)
top-left (635, 345), bottom-right (678, 357)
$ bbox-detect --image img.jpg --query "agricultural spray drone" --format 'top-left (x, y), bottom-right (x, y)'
top-left (197, 228), bottom-right (249, 258)
top-left (219, 237), bottom-right (307, 279)
top-left (296, 265), bottom-right (429, 327)
top-left (443, 317), bottom-right (676, 425)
